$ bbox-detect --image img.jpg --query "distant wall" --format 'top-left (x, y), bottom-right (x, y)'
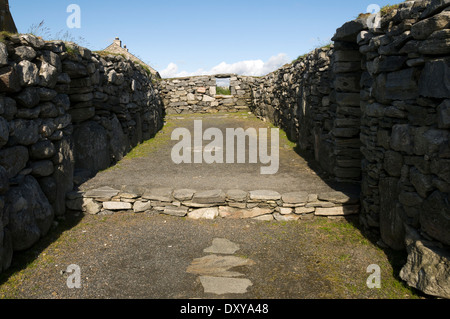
top-left (0, 34), bottom-right (164, 272)
top-left (158, 74), bottom-right (253, 114)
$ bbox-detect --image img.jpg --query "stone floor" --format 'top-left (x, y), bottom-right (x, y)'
top-left (79, 112), bottom-right (360, 196)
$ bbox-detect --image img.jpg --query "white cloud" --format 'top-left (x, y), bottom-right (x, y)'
top-left (159, 62), bottom-right (179, 78)
top-left (159, 53), bottom-right (289, 78)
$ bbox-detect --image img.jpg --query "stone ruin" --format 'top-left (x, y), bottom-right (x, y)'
top-left (0, 0), bottom-right (449, 299)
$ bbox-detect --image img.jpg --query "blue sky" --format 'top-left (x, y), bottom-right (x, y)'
top-left (10, 0), bottom-right (398, 77)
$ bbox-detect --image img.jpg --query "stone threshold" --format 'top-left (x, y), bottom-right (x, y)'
top-left (66, 187), bottom-right (360, 221)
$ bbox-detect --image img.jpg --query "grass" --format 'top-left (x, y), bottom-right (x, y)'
top-left (0, 31), bottom-right (17, 43)
top-left (380, 3), bottom-right (402, 16)
top-left (357, 1), bottom-right (405, 19)
top-left (65, 44), bottom-right (80, 57)
top-left (252, 217), bottom-right (422, 299)
top-left (100, 119), bottom-right (175, 173)
top-left (216, 86), bottom-right (231, 95)
top-left (292, 53), bottom-right (308, 64)
top-left (291, 41), bottom-right (333, 64)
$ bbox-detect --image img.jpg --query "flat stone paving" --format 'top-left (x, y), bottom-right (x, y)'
top-left (80, 112), bottom-right (359, 196)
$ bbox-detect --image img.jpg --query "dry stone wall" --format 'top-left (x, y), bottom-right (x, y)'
top-left (356, 0), bottom-right (450, 298)
top-left (249, 48), bottom-right (338, 178)
top-left (0, 34), bottom-right (163, 273)
top-left (0, 0), bottom-right (449, 299)
top-left (158, 74), bottom-right (253, 114)
top-left (249, 44), bottom-right (363, 182)
top-left (249, 0), bottom-right (450, 298)
top-left (67, 186), bottom-right (360, 221)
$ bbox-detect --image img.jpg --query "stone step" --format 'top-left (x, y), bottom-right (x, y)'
top-left (70, 186), bottom-right (361, 220)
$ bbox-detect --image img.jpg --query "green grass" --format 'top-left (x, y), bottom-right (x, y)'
top-left (0, 31), bottom-right (17, 43)
top-left (65, 44), bottom-right (80, 57)
top-left (293, 53), bottom-right (308, 64)
top-left (216, 86), bottom-right (231, 95)
top-left (357, 1), bottom-right (405, 19)
top-left (100, 120), bottom-right (175, 174)
top-left (380, 3), bottom-right (402, 16)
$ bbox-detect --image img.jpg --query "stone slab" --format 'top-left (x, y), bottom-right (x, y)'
top-left (192, 190), bottom-right (226, 204)
top-left (199, 276), bottom-right (253, 295)
top-left (219, 206), bottom-right (273, 219)
top-left (282, 192), bottom-right (309, 204)
top-left (102, 201), bottom-right (132, 211)
top-left (173, 189), bottom-right (196, 201)
top-left (142, 188), bottom-right (173, 202)
top-left (226, 189), bottom-right (248, 202)
top-left (163, 206), bottom-right (188, 217)
top-left (187, 207), bottom-right (219, 220)
top-left (248, 190), bottom-right (281, 201)
top-left (84, 186), bottom-right (120, 199)
top-left (203, 238), bottom-right (240, 255)
top-left (133, 201), bottom-right (152, 213)
top-left (187, 255), bottom-right (255, 278)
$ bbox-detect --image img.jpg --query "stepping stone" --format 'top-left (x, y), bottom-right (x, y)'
top-left (203, 238), bottom-right (240, 255)
top-left (187, 207), bottom-right (219, 220)
top-left (192, 190), bottom-right (226, 204)
top-left (187, 255), bottom-right (255, 277)
top-left (248, 190), bottom-right (281, 201)
top-left (199, 276), bottom-right (253, 295)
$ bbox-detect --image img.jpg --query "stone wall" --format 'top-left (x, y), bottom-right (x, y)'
top-left (67, 186), bottom-right (360, 221)
top-left (356, 0), bottom-right (450, 298)
top-left (248, 0), bottom-right (450, 298)
top-left (249, 48), bottom-right (338, 178)
top-left (0, 34), bottom-right (164, 273)
top-left (158, 74), bottom-right (253, 114)
top-left (249, 44), bottom-right (363, 182)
